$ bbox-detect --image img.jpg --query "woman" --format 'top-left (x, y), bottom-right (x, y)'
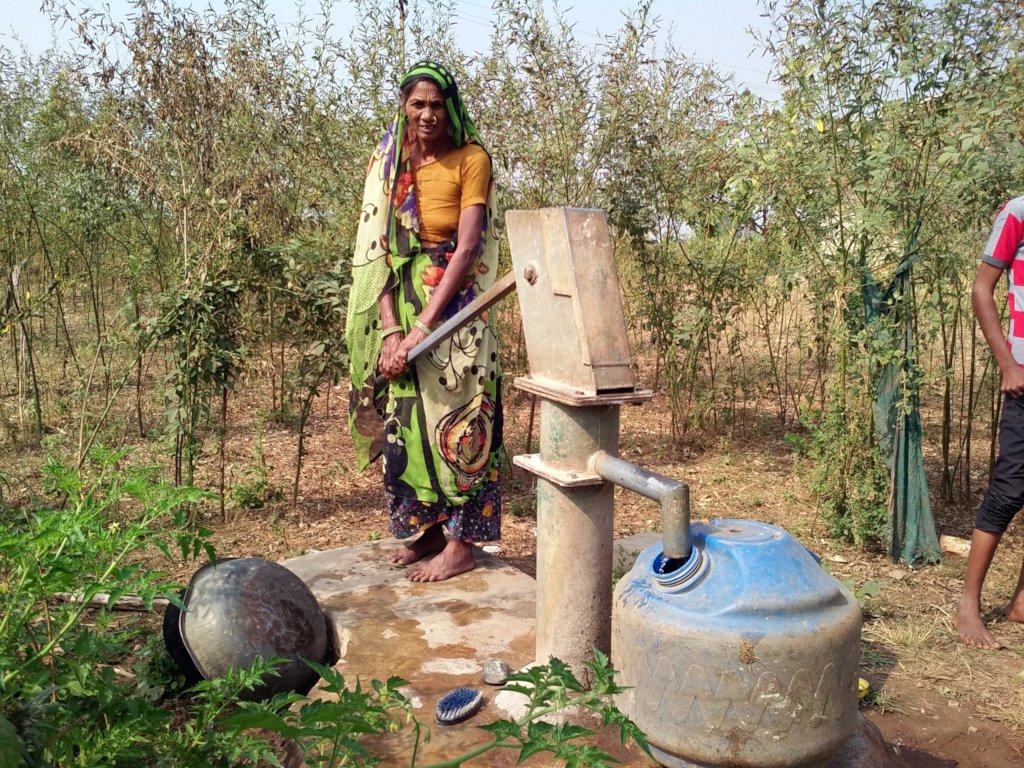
top-left (346, 61), bottom-right (503, 583)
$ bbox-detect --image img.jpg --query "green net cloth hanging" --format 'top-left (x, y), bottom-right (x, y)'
top-left (862, 254), bottom-right (941, 566)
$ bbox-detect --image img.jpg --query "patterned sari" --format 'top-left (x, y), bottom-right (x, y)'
top-left (345, 61), bottom-right (502, 543)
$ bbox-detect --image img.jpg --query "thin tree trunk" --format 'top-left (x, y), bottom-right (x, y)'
top-left (9, 261), bottom-right (43, 435)
top-left (220, 386), bottom-right (228, 523)
top-left (939, 292), bottom-right (957, 502)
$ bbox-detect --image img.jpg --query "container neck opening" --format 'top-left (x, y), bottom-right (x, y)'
top-left (652, 547), bottom-right (705, 588)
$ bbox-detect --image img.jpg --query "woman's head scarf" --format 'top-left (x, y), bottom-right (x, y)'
top-left (398, 61), bottom-right (480, 148)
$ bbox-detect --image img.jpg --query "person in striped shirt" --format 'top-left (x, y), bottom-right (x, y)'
top-left (956, 196), bottom-right (1024, 648)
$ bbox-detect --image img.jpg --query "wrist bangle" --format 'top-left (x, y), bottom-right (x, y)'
top-left (414, 319), bottom-right (432, 335)
top-left (381, 325), bottom-right (403, 339)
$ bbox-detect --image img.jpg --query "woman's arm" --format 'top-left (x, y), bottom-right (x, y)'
top-left (378, 288), bottom-right (406, 380)
top-left (396, 203), bottom-right (486, 365)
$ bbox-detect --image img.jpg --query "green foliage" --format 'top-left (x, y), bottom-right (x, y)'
top-left (17, 0), bottom-right (1024, 760)
top-left (230, 468), bottom-right (277, 510)
top-left (783, 430), bottom-right (811, 457)
top-left (152, 277), bottom-right (244, 487)
top-left (0, 451), bottom-right (647, 767)
top-left (133, 632), bottom-right (189, 702)
top-left (230, 419), bottom-right (281, 510)
top-left (0, 712), bottom-right (19, 766)
top-left (275, 244), bottom-right (351, 507)
top-left (221, 651), bottom-right (649, 768)
top-left (1, 0), bottom-right (1021, 573)
top-left (222, 663), bottom-right (411, 768)
top-left (3, 0), bottom-right (1018, 555)
top-left (809, 383), bottom-right (890, 548)
top-left (170, 659), bottom-right (291, 767)
top-left (468, 651), bottom-right (650, 768)
top-left (864, 687), bottom-right (901, 714)
top-left (840, 578), bottom-right (885, 610)
top-left (0, 449), bottom-right (218, 766)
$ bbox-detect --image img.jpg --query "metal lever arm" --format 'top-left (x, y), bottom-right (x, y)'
top-left (374, 270), bottom-right (517, 389)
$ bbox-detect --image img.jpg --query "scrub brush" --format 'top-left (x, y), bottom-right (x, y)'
top-left (435, 686), bottom-right (483, 725)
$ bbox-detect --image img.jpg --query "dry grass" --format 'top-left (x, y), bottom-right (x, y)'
top-left (865, 615), bottom-right (941, 654)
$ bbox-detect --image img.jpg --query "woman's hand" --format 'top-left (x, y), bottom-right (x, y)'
top-left (396, 325), bottom-right (429, 372)
top-left (379, 331), bottom-right (407, 380)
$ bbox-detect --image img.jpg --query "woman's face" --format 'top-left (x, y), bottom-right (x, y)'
top-left (404, 79), bottom-right (448, 145)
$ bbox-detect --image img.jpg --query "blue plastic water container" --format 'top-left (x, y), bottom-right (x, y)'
top-left (612, 519), bottom-right (861, 768)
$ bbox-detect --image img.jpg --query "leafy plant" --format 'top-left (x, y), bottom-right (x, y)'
top-left (783, 431), bottom-right (810, 457)
top-left (221, 650), bottom-right (650, 768)
top-left (229, 419), bottom-right (281, 511)
top-left (0, 449), bottom-right (215, 765)
top-left (860, 644), bottom-right (891, 669)
top-left (809, 382), bottom-right (890, 548)
top-left (153, 277), bottom-right (244, 490)
top-left (133, 631), bottom-right (188, 702)
top-left (840, 577), bottom-right (885, 609)
top-left (221, 664), bottom-right (411, 768)
top-left (864, 687), bottom-right (902, 714)
top-left (275, 247), bottom-right (351, 512)
top-left (0, 450), bottom-right (648, 767)
top-left (458, 651), bottom-right (650, 768)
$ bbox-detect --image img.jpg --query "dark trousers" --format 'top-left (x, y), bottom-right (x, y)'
top-left (977, 394), bottom-right (1024, 534)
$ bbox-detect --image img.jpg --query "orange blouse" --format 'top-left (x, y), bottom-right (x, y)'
top-left (415, 143), bottom-right (491, 242)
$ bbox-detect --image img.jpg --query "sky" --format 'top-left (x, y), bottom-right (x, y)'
top-left (2, 1), bottom-right (780, 99)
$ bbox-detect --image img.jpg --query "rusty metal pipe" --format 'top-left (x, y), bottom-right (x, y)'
top-left (589, 451), bottom-right (691, 561)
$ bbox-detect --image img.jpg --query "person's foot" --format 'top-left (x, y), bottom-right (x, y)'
top-left (954, 597), bottom-right (1004, 649)
top-left (1006, 594), bottom-right (1024, 624)
top-left (388, 525), bottom-right (446, 566)
top-left (407, 538), bottom-right (476, 582)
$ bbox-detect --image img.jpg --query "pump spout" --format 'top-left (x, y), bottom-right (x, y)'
top-left (589, 451), bottom-right (691, 561)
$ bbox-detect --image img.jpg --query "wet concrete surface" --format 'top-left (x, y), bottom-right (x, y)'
top-left (283, 540), bottom-right (653, 766)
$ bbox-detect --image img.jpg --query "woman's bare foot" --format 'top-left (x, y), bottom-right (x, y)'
top-left (388, 525), bottom-right (446, 566)
top-left (954, 597), bottom-right (1004, 649)
top-left (407, 538), bottom-right (476, 582)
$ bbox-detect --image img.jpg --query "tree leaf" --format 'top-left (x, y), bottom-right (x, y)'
top-left (0, 713), bottom-right (22, 768)
top-left (218, 708), bottom-right (303, 739)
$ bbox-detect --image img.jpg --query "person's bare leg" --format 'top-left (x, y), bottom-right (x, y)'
top-left (407, 537), bottom-right (476, 582)
top-left (954, 529), bottom-right (1004, 649)
top-left (388, 523), bottom-right (446, 566)
top-left (1005, 555), bottom-right (1024, 623)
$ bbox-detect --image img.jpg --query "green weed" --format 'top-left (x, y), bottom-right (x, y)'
top-left (229, 420), bottom-right (282, 510)
top-left (221, 652), bottom-right (650, 768)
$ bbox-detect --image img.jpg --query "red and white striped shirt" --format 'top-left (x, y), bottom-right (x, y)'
top-left (983, 197), bottom-right (1024, 364)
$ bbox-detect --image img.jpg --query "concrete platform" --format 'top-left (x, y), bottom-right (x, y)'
top-left (283, 540), bottom-right (651, 766)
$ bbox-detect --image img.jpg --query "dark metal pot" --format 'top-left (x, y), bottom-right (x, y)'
top-left (162, 557), bottom-right (332, 700)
